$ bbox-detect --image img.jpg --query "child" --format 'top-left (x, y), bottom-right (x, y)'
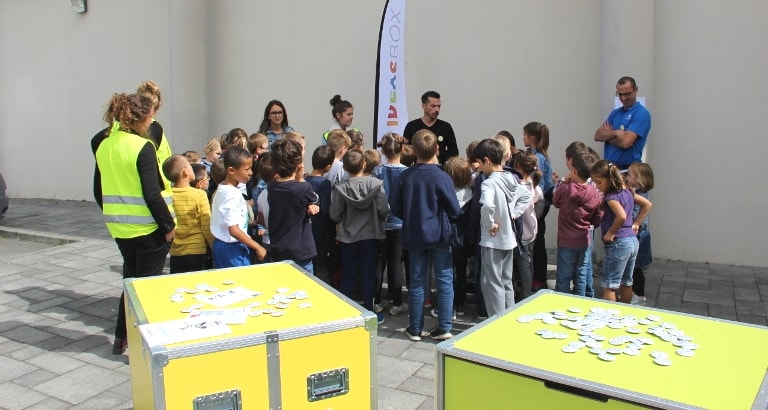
top-left (590, 159), bottom-right (652, 302)
top-left (247, 133), bottom-right (269, 162)
top-left (523, 122), bottom-right (553, 292)
top-left (183, 150), bottom-right (202, 164)
top-left (442, 156), bottom-right (473, 317)
top-left (474, 138), bottom-right (532, 317)
top-left (400, 144), bottom-right (415, 167)
top-left (201, 138), bottom-right (221, 173)
top-left (306, 145), bottom-right (336, 284)
top-left (510, 151), bottom-right (543, 301)
top-left (391, 129), bottom-right (461, 341)
top-left (323, 130), bottom-right (350, 186)
top-left (162, 155), bottom-right (214, 273)
top-left (627, 162), bottom-right (655, 305)
top-left (330, 150), bottom-right (389, 321)
top-left (267, 139), bottom-right (319, 273)
top-left (191, 163), bottom-right (209, 191)
top-left (372, 133), bottom-right (409, 316)
top-left (363, 149), bottom-right (380, 176)
top-left (210, 147), bottom-right (267, 268)
top-left (348, 128), bottom-right (365, 151)
top-left (284, 131), bottom-right (307, 181)
top-left (255, 153), bottom-right (275, 263)
top-left (208, 158), bottom-right (226, 202)
top-left (552, 151), bottom-right (603, 296)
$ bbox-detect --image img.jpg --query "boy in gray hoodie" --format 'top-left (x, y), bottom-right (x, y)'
top-left (474, 139), bottom-right (532, 317)
top-left (330, 150), bottom-right (390, 320)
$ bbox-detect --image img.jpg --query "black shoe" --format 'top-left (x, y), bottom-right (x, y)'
top-left (429, 328), bottom-right (453, 340)
top-left (112, 337), bottom-right (128, 355)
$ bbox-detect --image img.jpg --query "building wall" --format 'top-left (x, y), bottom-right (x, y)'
top-left (0, 0), bottom-right (765, 266)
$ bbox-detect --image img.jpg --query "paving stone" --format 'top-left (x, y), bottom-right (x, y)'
top-left (377, 355), bottom-right (424, 388)
top-left (27, 351), bottom-right (86, 374)
top-left (69, 390), bottom-right (133, 410)
top-left (399, 375), bottom-right (435, 396)
top-left (400, 344), bottom-right (436, 365)
top-left (733, 277), bottom-right (758, 288)
top-left (736, 314), bottom-right (768, 326)
top-left (417, 396), bottom-right (435, 410)
top-left (709, 265), bottom-right (756, 277)
top-left (378, 337), bottom-right (414, 358)
top-left (736, 300), bottom-right (768, 317)
top-left (654, 292), bottom-right (682, 309)
top-left (0, 381), bottom-right (47, 409)
top-left (683, 289), bottom-right (735, 306)
top-left (378, 385), bottom-right (428, 410)
top-left (0, 356), bottom-right (38, 383)
top-left (8, 345), bottom-right (48, 362)
top-left (735, 287), bottom-right (761, 302)
top-left (13, 369), bottom-right (59, 388)
top-left (21, 396), bottom-right (72, 410)
top-left (2, 323), bottom-right (57, 344)
top-left (708, 304), bottom-right (738, 321)
top-left (33, 363), bottom-right (128, 404)
top-left (679, 301), bottom-right (709, 317)
top-left (26, 296), bottom-right (74, 313)
top-left (415, 363), bottom-right (435, 379)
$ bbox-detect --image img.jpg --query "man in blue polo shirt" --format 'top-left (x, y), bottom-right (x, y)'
top-left (594, 76), bottom-right (651, 169)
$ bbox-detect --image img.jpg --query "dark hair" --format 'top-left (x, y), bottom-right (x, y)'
top-left (191, 163), bottom-right (208, 186)
top-left (571, 152), bottom-right (599, 181)
top-left (330, 94), bottom-right (353, 120)
top-left (258, 100), bottom-right (289, 134)
top-left (465, 141), bottom-right (480, 162)
top-left (348, 128), bottom-right (364, 149)
top-left (617, 76), bottom-right (637, 89)
top-left (311, 145), bottom-right (335, 170)
top-left (183, 151), bottom-right (201, 163)
top-left (210, 159), bottom-right (227, 184)
top-left (342, 149), bottom-right (365, 175)
top-left (256, 152), bottom-right (275, 183)
top-left (565, 141), bottom-right (590, 160)
top-left (271, 138), bottom-right (303, 178)
top-left (511, 151), bottom-right (542, 187)
top-left (496, 130), bottom-right (516, 148)
top-left (400, 144), bottom-right (415, 167)
top-left (591, 159), bottom-right (625, 193)
top-left (377, 133), bottom-right (405, 159)
top-left (473, 138), bottom-right (504, 166)
top-left (421, 90), bottom-right (440, 103)
top-left (162, 154), bottom-right (187, 184)
top-left (105, 93), bottom-right (154, 138)
top-left (221, 128), bottom-right (248, 151)
top-left (222, 147), bottom-right (251, 170)
top-left (523, 122), bottom-right (550, 158)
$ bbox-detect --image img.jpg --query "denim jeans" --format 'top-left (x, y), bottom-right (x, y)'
top-left (585, 243), bottom-right (594, 298)
top-left (556, 247), bottom-right (589, 296)
top-left (295, 258), bottom-right (314, 276)
top-left (601, 236), bottom-right (639, 289)
top-left (408, 247), bottom-right (454, 333)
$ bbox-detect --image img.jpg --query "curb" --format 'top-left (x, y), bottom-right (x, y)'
top-left (0, 226), bottom-right (81, 245)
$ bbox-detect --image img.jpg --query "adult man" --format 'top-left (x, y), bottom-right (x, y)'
top-left (403, 91), bottom-right (459, 165)
top-left (594, 76), bottom-right (651, 169)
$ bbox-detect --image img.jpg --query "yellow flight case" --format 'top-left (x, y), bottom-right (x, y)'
top-left (435, 290), bottom-right (768, 409)
top-left (124, 261), bottom-right (377, 409)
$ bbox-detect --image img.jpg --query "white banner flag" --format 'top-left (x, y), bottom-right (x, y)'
top-left (374, 0), bottom-right (407, 146)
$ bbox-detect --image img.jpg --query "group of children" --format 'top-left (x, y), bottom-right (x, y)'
top-left (161, 120), bottom-right (655, 341)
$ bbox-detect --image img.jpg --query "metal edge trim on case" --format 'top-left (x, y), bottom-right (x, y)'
top-left (160, 333), bottom-right (270, 360)
top-left (265, 330), bottom-right (283, 409)
top-left (434, 346), bottom-right (446, 410)
top-left (151, 352), bottom-right (168, 409)
top-left (368, 317), bottom-right (378, 409)
top-left (752, 375), bottom-right (768, 409)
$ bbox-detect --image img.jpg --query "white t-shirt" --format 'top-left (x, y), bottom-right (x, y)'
top-left (211, 184), bottom-right (249, 243)
top-left (256, 190), bottom-right (270, 244)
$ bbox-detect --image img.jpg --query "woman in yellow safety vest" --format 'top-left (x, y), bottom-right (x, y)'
top-left (94, 93), bottom-right (176, 356)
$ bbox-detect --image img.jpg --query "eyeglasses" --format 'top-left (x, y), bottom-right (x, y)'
top-left (269, 111), bottom-right (284, 116)
top-left (615, 90), bottom-right (636, 98)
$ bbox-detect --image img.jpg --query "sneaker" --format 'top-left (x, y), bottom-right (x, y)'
top-left (404, 327), bottom-right (426, 342)
top-left (373, 301), bottom-right (388, 313)
top-left (455, 305), bottom-right (465, 316)
top-left (429, 328), bottom-right (453, 340)
top-left (430, 308), bottom-right (457, 320)
top-left (630, 294), bottom-right (647, 306)
top-left (477, 311), bottom-right (488, 320)
top-left (376, 312), bottom-right (385, 324)
top-left (388, 303), bottom-right (409, 316)
top-left (112, 337), bottom-right (128, 355)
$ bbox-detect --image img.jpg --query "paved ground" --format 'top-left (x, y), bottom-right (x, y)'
top-left (0, 198), bottom-right (767, 409)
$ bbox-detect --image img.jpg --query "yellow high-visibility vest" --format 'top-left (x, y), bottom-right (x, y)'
top-left (96, 128), bottom-right (174, 239)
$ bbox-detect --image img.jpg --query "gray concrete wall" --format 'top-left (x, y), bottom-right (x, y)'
top-left (0, 0), bottom-right (765, 266)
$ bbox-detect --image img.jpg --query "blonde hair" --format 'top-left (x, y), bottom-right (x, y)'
top-left (247, 133), bottom-right (269, 154)
top-left (204, 138), bottom-right (221, 156)
top-left (136, 80), bottom-right (162, 111)
top-left (326, 129), bottom-right (351, 152)
top-left (492, 134), bottom-right (512, 162)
